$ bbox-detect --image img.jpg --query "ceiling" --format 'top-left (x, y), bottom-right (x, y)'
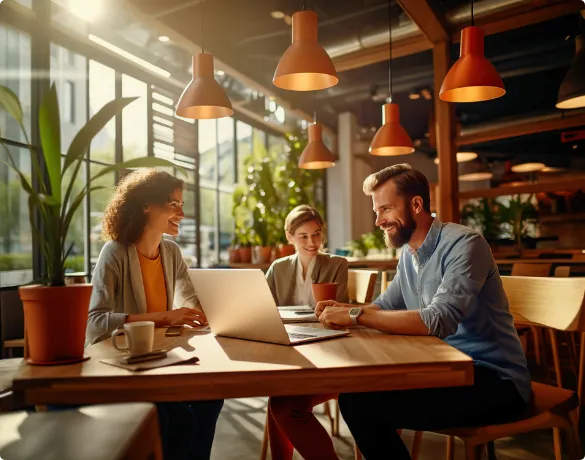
top-left (128, 0), bottom-right (585, 175)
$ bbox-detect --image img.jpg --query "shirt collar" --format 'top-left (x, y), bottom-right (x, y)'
top-left (407, 218), bottom-right (443, 261)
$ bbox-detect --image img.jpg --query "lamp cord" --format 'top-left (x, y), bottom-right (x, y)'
top-left (303, 0), bottom-right (306, 11)
top-left (200, 2), bottom-right (204, 53)
top-left (388, 0), bottom-right (393, 103)
top-left (471, 0), bottom-right (474, 27)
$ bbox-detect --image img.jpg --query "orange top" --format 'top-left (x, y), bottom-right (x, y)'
top-left (138, 252), bottom-right (168, 314)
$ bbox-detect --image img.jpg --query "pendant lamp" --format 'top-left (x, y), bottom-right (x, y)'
top-left (299, 118), bottom-right (335, 169)
top-left (556, 34), bottom-right (585, 110)
top-left (369, 0), bottom-right (414, 156)
top-left (439, 0), bottom-right (505, 103)
top-left (175, 4), bottom-right (233, 119)
top-left (273, 5), bottom-right (338, 91)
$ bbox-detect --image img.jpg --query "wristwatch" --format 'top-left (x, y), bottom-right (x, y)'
top-left (349, 307), bottom-right (363, 326)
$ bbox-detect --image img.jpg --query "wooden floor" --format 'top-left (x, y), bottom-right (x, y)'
top-left (211, 397), bottom-right (565, 460)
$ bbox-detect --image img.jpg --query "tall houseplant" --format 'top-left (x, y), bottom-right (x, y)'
top-left (0, 84), bottom-right (180, 364)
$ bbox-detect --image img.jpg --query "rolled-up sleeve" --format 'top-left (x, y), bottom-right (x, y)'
top-left (373, 264), bottom-right (406, 311)
top-left (419, 233), bottom-right (491, 339)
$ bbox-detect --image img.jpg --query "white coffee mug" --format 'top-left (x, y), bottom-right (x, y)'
top-left (111, 321), bottom-right (154, 356)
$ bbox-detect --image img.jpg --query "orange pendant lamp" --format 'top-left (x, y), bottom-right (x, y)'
top-left (299, 118), bottom-right (335, 169)
top-left (273, 6), bottom-right (338, 91)
top-left (175, 4), bottom-right (233, 119)
top-left (556, 33), bottom-right (585, 110)
top-left (369, 0), bottom-right (414, 157)
top-left (439, 0), bottom-right (505, 103)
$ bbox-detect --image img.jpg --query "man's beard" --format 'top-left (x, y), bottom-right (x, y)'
top-left (382, 209), bottom-right (417, 248)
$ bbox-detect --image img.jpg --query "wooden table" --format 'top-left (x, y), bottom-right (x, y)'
top-left (11, 327), bottom-right (473, 406)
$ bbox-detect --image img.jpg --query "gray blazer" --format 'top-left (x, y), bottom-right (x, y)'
top-left (266, 253), bottom-right (349, 306)
top-left (86, 239), bottom-right (198, 345)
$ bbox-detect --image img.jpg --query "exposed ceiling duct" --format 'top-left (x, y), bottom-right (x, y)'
top-left (324, 0), bottom-right (536, 60)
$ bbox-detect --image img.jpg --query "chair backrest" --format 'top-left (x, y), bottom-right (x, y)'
top-left (502, 276), bottom-right (585, 332)
top-left (348, 270), bottom-right (378, 304)
top-left (573, 253), bottom-right (585, 261)
top-left (554, 266), bottom-right (571, 278)
top-left (511, 263), bottom-right (552, 277)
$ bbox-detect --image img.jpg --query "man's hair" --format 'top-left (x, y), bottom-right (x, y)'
top-left (284, 205), bottom-right (326, 236)
top-left (362, 163), bottom-right (431, 213)
top-left (102, 169), bottom-right (184, 244)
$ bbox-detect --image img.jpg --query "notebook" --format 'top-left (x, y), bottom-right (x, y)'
top-left (278, 305), bottom-right (319, 323)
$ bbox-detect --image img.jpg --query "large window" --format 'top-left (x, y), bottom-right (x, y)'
top-left (122, 74), bottom-right (148, 160)
top-left (0, 147), bottom-right (33, 287)
top-left (0, 25), bottom-right (32, 286)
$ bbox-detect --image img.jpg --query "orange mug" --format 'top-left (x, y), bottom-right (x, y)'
top-left (312, 282), bottom-right (338, 303)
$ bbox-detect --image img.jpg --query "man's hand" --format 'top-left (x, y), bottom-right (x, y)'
top-left (319, 306), bottom-right (353, 329)
top-left (315, 300), bottom-right (349, 317)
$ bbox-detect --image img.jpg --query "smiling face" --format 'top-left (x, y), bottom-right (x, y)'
top-left (372, 180), bottom-right (418, 248)
top-left (287, 220), bottom-right (323, 259)
top-left (144, 188), bottom-right (185, 237)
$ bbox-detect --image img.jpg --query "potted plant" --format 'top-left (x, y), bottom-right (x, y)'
top-left (0, 84), bottom-right (180, 364)
top-left (497, 194), bottom-right (539, 257)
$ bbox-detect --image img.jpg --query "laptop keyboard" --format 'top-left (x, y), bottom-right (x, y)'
top-left (288, 332), bottom-right (318, 340)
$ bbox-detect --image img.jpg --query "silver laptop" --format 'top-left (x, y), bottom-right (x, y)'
top-left (188, 269), bottom-right (350, 345)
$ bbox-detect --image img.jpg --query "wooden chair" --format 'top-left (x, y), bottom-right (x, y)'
top-left (439, 276), bottom-right (585, 460)
top-left (511, 263), bottom-right (552, 277)
top-left (555, 266), bottom-right (572, 278)
top-left (348, 270), bottom-right (378, 305)
top-left (0, 403), bottom-right (163, 459)
top-left (572, 254), bottom-right (585, 261)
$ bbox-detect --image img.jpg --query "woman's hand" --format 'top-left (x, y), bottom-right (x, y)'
top-left (161, 307), bottom-right (208, 328)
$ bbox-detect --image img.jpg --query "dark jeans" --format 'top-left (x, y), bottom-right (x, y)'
top-left (338, 366), bottom-right (527, 460)
top-left (48, 400), bottom-right (223, 460)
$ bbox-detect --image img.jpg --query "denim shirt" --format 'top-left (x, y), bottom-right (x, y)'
top-left (374, 218), bottom-right (531, 402)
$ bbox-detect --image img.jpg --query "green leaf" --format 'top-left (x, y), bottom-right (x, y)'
top-left (0, 158), bottom-right (34, 195)
top-left (39, 83), bottom-right (62, 203)
top-left (0, 85), bottom-right (23, 124)
top-left (88, 157), bottom-right (186, 185)
top-left (62, 96), bottom-right (138, 176)
top-left (61, 185), bottom-right (105, 248)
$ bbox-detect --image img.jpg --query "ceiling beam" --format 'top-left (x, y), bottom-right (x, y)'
top-left (451, 0), bottom-right (584, 41)
top-left (397, 0), bottom-right (449, 44)
top-left (459, 177), bottom-right (585, 199)
top-left (333, 0), bottom-right (583, 72)
top-left (457, 111), bottom-right (585, 146)
top-left (333, 35), bottom-right (431, 72)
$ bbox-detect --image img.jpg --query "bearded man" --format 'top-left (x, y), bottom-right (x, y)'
top-left (316, 164), bottom-right (531, 460)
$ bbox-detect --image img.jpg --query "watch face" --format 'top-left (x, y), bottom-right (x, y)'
top-left (349, 307), bottom-right (361, 316)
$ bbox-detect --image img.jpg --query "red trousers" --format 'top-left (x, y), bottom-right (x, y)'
top-left (268, 393), bottom-right (339, 460)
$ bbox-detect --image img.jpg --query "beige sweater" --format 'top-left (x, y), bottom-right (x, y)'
top-left (265, 253), bottom-right (349, 306)
top-left (86, 239), bottom-right (198, 346)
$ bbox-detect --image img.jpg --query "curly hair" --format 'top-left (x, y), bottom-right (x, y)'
top-left (102, 169), bottom-right (184, 244)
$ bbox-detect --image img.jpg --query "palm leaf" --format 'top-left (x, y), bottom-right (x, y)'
top-left (0, 85), bottom-right (23, 124)
top-left (39, 83), bottom-right (62, 203)
top-left (62, 97), bottom-right (138, 176)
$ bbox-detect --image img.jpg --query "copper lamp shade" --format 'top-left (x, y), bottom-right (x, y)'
top-left (369, 103), bottom-right (415, 156)
top-left (556, 35), bottom-right (585, 110)
top-left (176, 53), bottom-right (234, 119)
top-left (440, 26), bottom-right (505, 103)
top-left (299, 123), bottom-right (335, 169)
top-left (273, 10), bottom-right (338, 91)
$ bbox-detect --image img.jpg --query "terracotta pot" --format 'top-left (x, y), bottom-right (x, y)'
top-left (19, 284), bottom-right (92, 364)
top-left (278, 244), bottom-right (296, 257)
top-left (254, 246), bottom-right (273, 264)
top-left (228, 247), bottom-right (241, 263)
top-left (312, 282), bottom-right (338, 303)
top-left (270, 247), bottom-right (279, 263)
top-left (238, 247), bottom-right (252, 263)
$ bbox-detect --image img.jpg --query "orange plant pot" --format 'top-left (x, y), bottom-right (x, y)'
top-left (312, 282), bottom-right (338, 303)
top-left (238, 247), bottom-right (252, 264)
top-left (228, 247), bottom-right (241, 263)
top-left (254, 246), bottom-right (273, 264)
top-left (278, 244), bottom-right (296, 258)
top-left (19, 284), bottom-right (92, 364)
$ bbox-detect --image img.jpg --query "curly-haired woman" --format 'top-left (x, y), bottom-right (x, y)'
top-left (87, 169), bottom-right (222, 460)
